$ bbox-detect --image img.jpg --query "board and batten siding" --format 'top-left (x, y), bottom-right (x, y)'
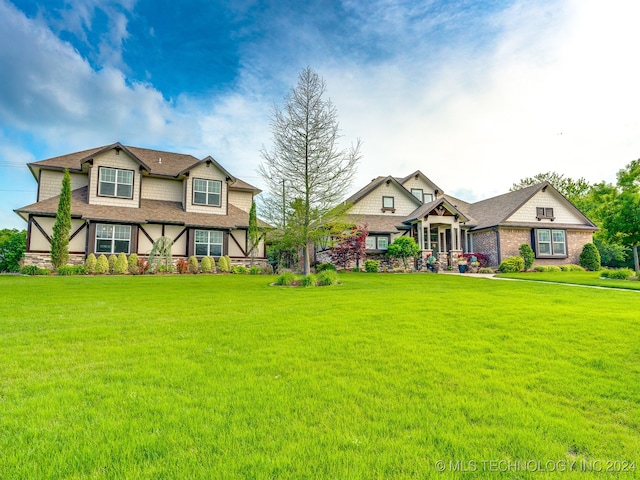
top-left (88, 150), bottom-right (141, 208)
top-left (38, 170), bottom-right (88, 201)
top-left (349, 182), bottom-right (419, 216)
top-left (506, 190), bottom-right (585, 224)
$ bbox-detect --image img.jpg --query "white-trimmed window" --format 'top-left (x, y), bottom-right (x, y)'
top-left (99, 167), bottom-right (133, 198)
top-left (95, 224), bottom-right (131, 254)
top-left (195, 230), bottom-right (223, 256)
top-left (536, 229), bottom-right (566, 257)
top-left (193, 179), bottom-right (222, 206)
top-left (411, 188), bottom-right (423, 201)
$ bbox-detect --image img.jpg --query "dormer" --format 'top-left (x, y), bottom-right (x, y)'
top-left (399, 170), bottom-right (442, 203)
top-left (179, 156), bottom-right (235, 215)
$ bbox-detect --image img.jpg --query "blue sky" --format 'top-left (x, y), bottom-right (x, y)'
top-left (1, 0), bottom-right (640, 229)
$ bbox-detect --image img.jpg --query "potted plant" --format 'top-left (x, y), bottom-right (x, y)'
top-left (426, 253), bottom-right (438, 273)
top-left (468, 255), bottom-right (480, 273)
top-left (457, 254), bottom-right (468, 273)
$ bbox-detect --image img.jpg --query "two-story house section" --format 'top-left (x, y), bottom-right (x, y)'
top-left (15, 142), bottom-right (268, 268)
top-left (343, 170), bottom-right (598, 268)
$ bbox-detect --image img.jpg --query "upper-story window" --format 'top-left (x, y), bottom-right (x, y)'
top-left (411, 188), bottom-right (423, 201)
top-left (193, 179), bottom-right (222, 206)
top-left (423, 193), bottom-right (434, 203)
top-left (99, 167), bottom-right (133, 198)
top-left (536, 207), bottom-right (555, 220)
top-left (382, 196), bottom-right (395, 212)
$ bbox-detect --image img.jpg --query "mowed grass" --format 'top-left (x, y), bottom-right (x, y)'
top-left (497, 270), bottom-right (640, 290)
top-left (0, 274), bottom-right (639, 479)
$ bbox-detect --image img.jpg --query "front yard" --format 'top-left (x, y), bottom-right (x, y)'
top-left (0, 274), bottom-right (638, 479)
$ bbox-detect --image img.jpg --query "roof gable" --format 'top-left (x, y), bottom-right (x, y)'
top-left (399, 170), bottom-right (443, 194)
top-left (403, 197), bottom-right (469, 224)
top-left (344, 175), bottom-right (422, 207)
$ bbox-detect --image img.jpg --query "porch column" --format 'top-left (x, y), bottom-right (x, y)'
top-left (425, 221), bottom-right (431, 251)
top-left (417, 220), bottom-right (423, 252)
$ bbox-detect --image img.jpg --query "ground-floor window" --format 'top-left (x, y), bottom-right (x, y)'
top-left (536, 229), bottom-right (566, 257)
top-left (195, 230), bottom-right (223, 256)
top-left (96, 224), bottom-right (131, 254)
top-left (366, 235), bottom-right (389, 250)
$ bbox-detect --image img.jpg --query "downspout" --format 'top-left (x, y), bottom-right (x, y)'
top-left (494, 227), bottom-right (501, 265)
top-left (84, 220), bottom-right (90, 258)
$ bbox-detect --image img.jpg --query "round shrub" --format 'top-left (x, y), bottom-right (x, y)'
top-left (316, 262), bottom-right (336, 272)
top-left (108, 254), bottom-right (117, 273)
top-left (498, 256), bottom-right (524, 273)
top-left (317, 270), bottom-right (339, 286)
top-left (114, 252), bottom-right (128, 274)
top-left (604, 268), bottom-right (634, 280)
top-left (519, 244), bottom-right (535, 271)
top-left (261, 264), bottom-right (274, 275)
top-left (201, 256), bottom-right (213, 273)
top-left (85, 253), bottom-right (97, 274)
top-left (545, 265), bottom-right (562, 272)
top-left (231, 265), bottom-right (248, 274)
top-left (128, 253), bottom-right (139, 271)
top-left (218, 255), bottom-right (231, 273)
top-left (95, 254), bottom-right (109, 274)
top-left (301, 274), bottom-right (317, 287)
top-left (275, 271), bottom-right (296, 286)
top-left (364, 259), bottom-right (380, 273)
top-left (188, 256), bottom-right (199, 274)
top-left (579, 243), bottom-right (601, 271)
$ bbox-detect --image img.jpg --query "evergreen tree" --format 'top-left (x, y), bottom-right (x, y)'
top-left (50, 169), bottom-right (72, 270)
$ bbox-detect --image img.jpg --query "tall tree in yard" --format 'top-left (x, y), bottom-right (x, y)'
top-left (247, 200), bottom-right (259, 265)
top-left (50, 169), bottom-right (72, 270)
top-left (259, 67), bottom-right (361, 274)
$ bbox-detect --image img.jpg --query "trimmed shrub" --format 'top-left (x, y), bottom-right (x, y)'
top-left (519, 244), bottom-right (535, 271)
top-left (218, 256), bottom-right (231, 273)
top-left (364, 260), bottom-right (380, 273)
top-left (560, 264), bottom-right (585, 272)
top-left (188, 256), bottom-right (199, 274)
top-left (301, 274), bottom-right (317, 287)
top-left (114, 252), bottom-right (128, 274)
top-left (128, 254), bottom-right (139, 272)
top-left (108, 254), bottom-right (117, 273)
top-left (603, 268), bottom-right (634, 280)
top-left (21, 265), bottom-right (51, 275)
top-left (579, 243), bottom-right (601, 271)
top-left (275, 271), bottom-right (296, 286)
top-left (315, 262), bottom-right (336, 272)
top-left (201, 256), bottom-right (213, 273)
top-left (231, 265), bottom-right (249, 274)
top-left (546, 265), bottom-right (562, 272)
top-left (249, 266), bottom-right (261, 275)
top-left (95, 254), bottom-right (109, 274)
top-left (317, 270), bottom-right (339, 286)
top-left (84, 253), bottom-right (97, 274)
top-left (57, 265), bottom-right (86, 275)
top-left (498, 256), bottom-right (524, 273)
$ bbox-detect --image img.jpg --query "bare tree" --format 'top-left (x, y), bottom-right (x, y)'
top-left (259, 67), bottom-right (361, 274)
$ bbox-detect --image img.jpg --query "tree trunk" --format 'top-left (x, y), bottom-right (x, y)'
top-left (634, 244), bottom-right (639, 274)
top-left (302, 244), bottom-right (311, 275)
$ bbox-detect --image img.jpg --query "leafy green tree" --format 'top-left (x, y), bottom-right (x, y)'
top-left (259, 67), bottom-right (361, 274)
top-left (596, 160), bottom-right (640, 273)
top-left (0, 229), bottom-right (26, 272)
top-left (510, 172), bottom-right (591, 204)
top-left (386, 236), bottom-right (420, 270)
top-left (50, 169), bottom-right (72, 270)
top-left (579, 243), bottom-right (601, 271)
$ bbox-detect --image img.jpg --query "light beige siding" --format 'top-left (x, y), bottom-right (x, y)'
top-left (141, 177), bottom-right (183, 203)
top-left (349, 182), bottom-right (419, 216)
top-left (506, 190), bottom-right (585, 224)
top-left (137, 224), bottom-right (187, 256)
top-left (401, 177), bottom-right (436, 201)
top-left (228, 229), bottom-right (247, 257)
top-left (88, 150), bottom-right (141, 208)
top-left (69, 220), bottom-right (87, 253)
top-left (229, 190), bottom-right (253, 212)
top-left (39, 170), bottom-right (88, 201)
top-left (184, 162), bottom-right (228, 215)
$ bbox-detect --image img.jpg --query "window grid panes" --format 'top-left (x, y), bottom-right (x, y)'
top-left (99, 167), bottom-right (133, 198)
top-left (195, 230), bottom-right (223, 256)
top-left (411, 189), bottom-right (423, 201)
top-left (382, 196), bottom-right (394, 209)
top-left (377, 237), bottom-right (389, 250)
top-left (537, 229), bottom-right (566, 257)
top-left (423, 193), bottom-right (434, 203)
top-left (193, 179), bottom-right (222, 206)
top-left (95, 224), bottom-right (131, 254)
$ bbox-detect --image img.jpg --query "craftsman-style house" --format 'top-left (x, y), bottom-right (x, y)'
top-left (343, 171), bottom-right (598, 268)
top-left (15, 142), bottom-right (267, 268)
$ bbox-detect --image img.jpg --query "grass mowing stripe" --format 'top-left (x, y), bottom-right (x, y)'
top-left (0, 274), bottom-right (638, 478)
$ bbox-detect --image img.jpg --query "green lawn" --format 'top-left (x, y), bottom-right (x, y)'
top-left (497, 270), bottom-right (640, 290)
top-left (1, 274), bottom-right (639, 479)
